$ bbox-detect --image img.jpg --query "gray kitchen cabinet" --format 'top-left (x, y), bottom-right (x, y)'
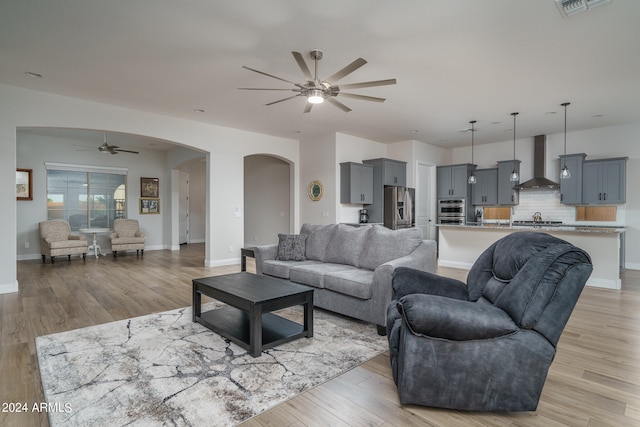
top-left (582, 157), bottom-right (627, 205)
top-left (497, 160), bottom-right (520, 205)
top-left (340, 162), bottom-right (374, 204)
top-left (559, 153), bottom-right (585, 205)
top-left (471, 168), bottom-right (498, 206)
top-left (437, 164), bottom-right (475, 199)
top-left (363, 158), bottom-right (407, 223)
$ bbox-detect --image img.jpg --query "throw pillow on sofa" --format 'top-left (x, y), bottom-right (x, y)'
top-left (276, 234), bottom-right (307, 261)
top-left (324, 224), bottom-right (370, 267)
top-left (358, 225), bottom-right (422, 270)
top-left (300, 223), bottom-right (337, 262)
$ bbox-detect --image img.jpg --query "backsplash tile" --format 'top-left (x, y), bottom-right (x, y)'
top-left (512, 190), bottom-right (625, 226)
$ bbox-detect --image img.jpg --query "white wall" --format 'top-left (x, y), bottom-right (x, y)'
top-left (449, 124), bottom-right (640, 269)
top-left (300, 133), bottom-right (337, 226)
top-left (174, 158), bottom-right (206, 243)
top-left (1, 83), bottom-right (299, 293)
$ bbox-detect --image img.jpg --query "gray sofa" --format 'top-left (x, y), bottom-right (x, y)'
top-left (254, 223), bottom-right (437, 334)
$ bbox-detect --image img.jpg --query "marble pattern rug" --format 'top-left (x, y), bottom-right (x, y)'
top-left (36, 303), bottom-right (387, 426)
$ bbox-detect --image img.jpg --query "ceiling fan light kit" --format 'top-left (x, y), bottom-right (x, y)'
top-left (240, 49), bottom-right (396, 113)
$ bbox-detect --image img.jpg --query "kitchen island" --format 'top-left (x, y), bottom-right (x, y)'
top-left (438, 223), bottom-right (625, 290)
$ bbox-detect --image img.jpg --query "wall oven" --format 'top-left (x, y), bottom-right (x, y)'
top-left (438, 199), bottom-right (465, 225)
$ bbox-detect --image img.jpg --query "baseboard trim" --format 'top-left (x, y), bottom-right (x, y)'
top-left (0, 280), bottom-right (19, 294)
top-left (625, 263), bottom-right (640, 271)
top-left (205, 257), bottom-right (240, 268)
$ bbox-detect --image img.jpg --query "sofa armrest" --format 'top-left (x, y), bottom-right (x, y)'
top-left (397, 294), bottom-right (518, 340)
top-left (253, 244), bottom-right (278, 275)
top-left (392, 267), bottom-right (469, 300)
top-left (369, 240), bottom-right (437, 326)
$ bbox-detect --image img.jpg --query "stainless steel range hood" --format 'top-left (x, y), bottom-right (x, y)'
top-left (514, 135), bottom-right (560, 190)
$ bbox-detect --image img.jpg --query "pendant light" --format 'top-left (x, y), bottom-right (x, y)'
top-left (468, 120), bottom-right (477, 184)
top-left (509, 112), bottom-right (519, 182)
top-left (560, 102), bottom-right (571, 179)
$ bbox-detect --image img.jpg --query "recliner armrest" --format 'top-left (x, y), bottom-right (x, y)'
top-left (392, 267), bottom-right (468, 300)
top-left (397, 294), bottom-right (518, 340)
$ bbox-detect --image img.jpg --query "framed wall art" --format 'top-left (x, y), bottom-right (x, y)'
top-left (308, 180), bottom-right (323, 201)
top-left (140, 177), bottom-right (159, 198)
top-left (16, 168), bottom-right (33, 201)
top-left (139, 197), bottom-right (160, 214)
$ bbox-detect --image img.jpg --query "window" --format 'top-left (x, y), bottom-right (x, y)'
top-left (46, 163), bottom-right (128, 231)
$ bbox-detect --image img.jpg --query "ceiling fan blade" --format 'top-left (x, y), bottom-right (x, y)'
top-left (304, 102), bottom-right (313, 113)
top-left (325, 58), bottom-right (367, 84)
top-left (336, 79), bottom-right (397, 90)
top-left (292, 51), bottom-right (313, 81)
top-left (238, 87), bottom-right (298, 91)
top-left (114, 149), bottom-right (139, 154)
top-left (265, 94), bottom-right (301, 106)
top-left (337, 92), bottom-right (386, 103)
top-left (242, 66), bottom-right (303, 88)
top-left (326, 97), bottom-right (352, 112)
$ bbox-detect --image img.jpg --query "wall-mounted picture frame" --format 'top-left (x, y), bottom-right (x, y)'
top-left (308, 180), bottom-right (323, 201)
top-left (139, 197), bottom-right (160, 214)
top-left (140, 177), bottom-right (159, 198)
top-left (16, 168), bottom-right (33, 201)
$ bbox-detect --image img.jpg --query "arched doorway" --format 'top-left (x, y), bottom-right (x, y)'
top-left (244, 154), bottom-right (292, 246)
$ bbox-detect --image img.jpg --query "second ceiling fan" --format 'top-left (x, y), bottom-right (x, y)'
top-left (240, 50), bottom-right (397, 113)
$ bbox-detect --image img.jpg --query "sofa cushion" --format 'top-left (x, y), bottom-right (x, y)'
top-left (290, 263), bottom-right (357, 289)
top-left (49, 239), bottom-right (88, 249)
top-left (324, 224), bottom-right (370, 267)
top-left (300, 223), bottom-right (337, 262)
top-left (275, 234), bottom-right (307, 261)
top-left (324, 269), bottom-right (375, 300)
top-left (358, 225), bottom-right (422, 270)
top-left (262, 260), bottom-right (321, 279)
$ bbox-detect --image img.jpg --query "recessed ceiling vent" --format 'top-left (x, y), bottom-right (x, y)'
top-left (556, 0), bottom-right (610, 17)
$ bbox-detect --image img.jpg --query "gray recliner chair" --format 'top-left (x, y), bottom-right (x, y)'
top-left (386, 231), bottom-right (593, 411)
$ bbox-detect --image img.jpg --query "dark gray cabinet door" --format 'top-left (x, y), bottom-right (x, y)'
top-left (559, 154), bottom-right (585, 205)
top-left (437, 164), bottom-right (474, 199)
top-left (340, 162), bottom-right (374, 204)
top-left (383, 160), bottom-right (406, 186)
top-left (582, 158), bottom-right (627, 204)
top-left (497, 160), bottom-right (520, 205)
top-left (471, 169), bottom-right (498, 205)
top-left (437, 166), bottom-right (452, 198)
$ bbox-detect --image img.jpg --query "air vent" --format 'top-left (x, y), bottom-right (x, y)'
top-left (556, 0), bottom-right (610, 16)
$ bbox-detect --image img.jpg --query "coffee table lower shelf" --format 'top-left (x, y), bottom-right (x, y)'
top-left (196, 306), bottom-right (307, 354)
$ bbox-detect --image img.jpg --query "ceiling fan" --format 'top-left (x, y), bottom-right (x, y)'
top-left (239, 50), bottom-right (397, 113)
top-left (81, 133), bottom-right (139, 155)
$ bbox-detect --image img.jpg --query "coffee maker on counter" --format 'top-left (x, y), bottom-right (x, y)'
top-left (359, 209), bottom-right (369, 224)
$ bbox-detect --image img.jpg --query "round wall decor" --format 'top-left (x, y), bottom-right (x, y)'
top-left (308, 180), bottom-right (323, 201)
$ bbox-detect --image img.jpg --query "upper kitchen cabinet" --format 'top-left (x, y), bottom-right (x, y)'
top-left (582, 157), bottom-right (628, 205)
top-left (363, 158), bottom-right (407, 223)
top-left (471, 168), bottom-right (498, 206)
top-left (437, 164), bottom-right (476, 199)
top-left (340, 162), bottom-right (374, 204)
top-left (559, 153), bottom-right (586, 205)
top-left (363, 158), bottom-right (406, 187)
top-left (497, 160), bottom-right (520, 205)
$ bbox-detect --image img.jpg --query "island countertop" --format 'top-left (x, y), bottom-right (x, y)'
top-left (437, 224), bottom-right (625, 290)
top-left (437, 222), bottom-right (626, 234)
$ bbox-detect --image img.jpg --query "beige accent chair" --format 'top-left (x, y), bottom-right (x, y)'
top-left (111, 219), bottom-right (145, 257)
top-left (39, 220), bottom-right (88, 264)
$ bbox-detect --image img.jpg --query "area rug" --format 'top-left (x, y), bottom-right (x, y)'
top-left (36, 302), bottom-right (387, 426)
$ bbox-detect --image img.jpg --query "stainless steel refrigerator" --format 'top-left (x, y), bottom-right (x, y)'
top-left (384, 186), bottom-right (415, 229)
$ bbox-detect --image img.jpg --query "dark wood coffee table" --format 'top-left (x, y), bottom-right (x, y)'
top-left (192, 272), bottom-right (313, 357)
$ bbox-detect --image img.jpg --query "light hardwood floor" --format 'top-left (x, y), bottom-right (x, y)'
top-left (2, 244), bottom-right (639, 426)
